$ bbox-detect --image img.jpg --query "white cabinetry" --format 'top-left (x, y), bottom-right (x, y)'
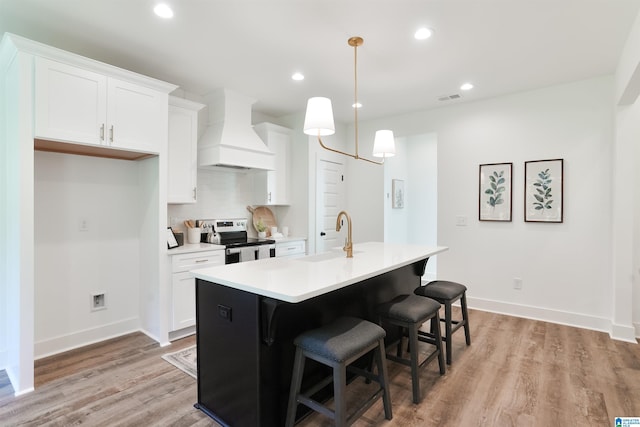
top-left (253, 123), bottom-right (292, 205)
top-left (275, 239), bottom-right (306, 259)
top-left (171, 249), bottom-right (224, 331)
top-left (35, 56), bottom-right (165, 154)
top-left (168, 97), bottom-right (205, 204)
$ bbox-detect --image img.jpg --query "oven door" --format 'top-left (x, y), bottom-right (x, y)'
top-left (226, 246), bottom-right (258, 264)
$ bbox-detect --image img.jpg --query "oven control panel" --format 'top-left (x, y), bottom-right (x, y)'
top-left (211, 219), bottom-right (248, 233)
top-left (196, 219), bottom-right (216, 235)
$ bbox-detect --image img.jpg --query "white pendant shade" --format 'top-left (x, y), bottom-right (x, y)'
top-left (303, 97), bottom-right (336, 136)
top-left (372, 130), bottom-right (396, 158)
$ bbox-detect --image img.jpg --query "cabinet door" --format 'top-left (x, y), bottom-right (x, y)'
top-left (172, 272), bottom-right (196, 330)
top-left (266, 132), bottom-right (290, 205)
top-left (34, 57), bottom-right (107, 145)
top-left (107, 78), bottom-right (163, 153)
top-left (253, 124), bottom-right (291, 205)
top-left (168, 104), bottom-right (198, 203)
top-left (276, 240), bottom-right (306, 258)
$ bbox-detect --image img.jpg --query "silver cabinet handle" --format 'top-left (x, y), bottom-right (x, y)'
top-left (109, 125), bottom-right (114, 142)
top-left (100, 124), bottom-right (105, 141)
top-left (268, 192), bottom-right (271, 202)
top-left (194, 259), bottom-right (209, 263)
top-left (193, 187), bottom-right (197, 200)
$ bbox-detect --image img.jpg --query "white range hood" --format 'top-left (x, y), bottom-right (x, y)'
top-left (198, 89), bottom-right (275, 171)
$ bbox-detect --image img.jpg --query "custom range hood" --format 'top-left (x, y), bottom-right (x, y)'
top-left (198, 89), bottom-right (275, 171)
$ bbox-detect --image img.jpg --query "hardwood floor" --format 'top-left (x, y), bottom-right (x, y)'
top-left (1, 309), bottom-right (639, 426)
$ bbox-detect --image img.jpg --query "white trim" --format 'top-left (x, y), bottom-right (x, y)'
top-left (139, 328), bottom-right (171, 347)
top-left (13, 386), bottom-right (34, 397)
top-left (0, 349), bottom-right (6, 370)
top-left (34, 317), bottom-right (141, 359)
top-left (2, 33), bottom-right (177, 93)
top-left (634, 321), bottom-right (640, 338)
top-left (467, 296), bottom-right (638, 344)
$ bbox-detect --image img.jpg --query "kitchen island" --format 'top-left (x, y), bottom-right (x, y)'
top-left (191, 242), bottom-right (448, 426)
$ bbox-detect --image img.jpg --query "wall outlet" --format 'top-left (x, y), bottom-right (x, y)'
top-left (455, 216), bottom-right (468, 226)
top-left (78, 217), bottom-right (89, 232)
top-left (513, 278), bottom-right (523, 290)
top-left (91, 292), bottom-right (106, 311)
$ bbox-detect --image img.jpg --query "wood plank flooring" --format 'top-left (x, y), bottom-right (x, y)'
top-left (1, 309), bottom-right (639, 426)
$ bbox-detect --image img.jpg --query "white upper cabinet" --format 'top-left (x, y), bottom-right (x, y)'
top-left (35, 56), bottom-right (166, 154)
top-left (35, 57), bottom-right (107, 146)
top-left (253, 123), bottom-right (292, 205)
top-left (168, 97), bottom-right (204, 204)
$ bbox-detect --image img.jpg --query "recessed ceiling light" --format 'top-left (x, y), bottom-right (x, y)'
top-left (352, 102), bottom-right (362, 109)
top-left (460, 83), bottom-right (474, 91)
top-left (291, 72), bottom-right (304, 81)
top-left (414, 27), bottom-right (433, 40)
top-left (154, 3), bottom-right (174, 19)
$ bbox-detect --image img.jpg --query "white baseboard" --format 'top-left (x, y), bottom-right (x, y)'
top-left (34, 317), bottom-right (141, 359)
top-left (168, 325), bottom-right (196, 342)
top-left (138, 328), bottom-right (170, 347)
top-left (467, 296), bottom-right (637, 343)
top-left (611, 322), bottom-right (638, 343)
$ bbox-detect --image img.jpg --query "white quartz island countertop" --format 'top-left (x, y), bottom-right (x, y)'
top-left (191, 242), bottom-right (448, 303)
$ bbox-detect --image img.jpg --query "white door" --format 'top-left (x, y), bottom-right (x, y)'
top-left (316, 158), bottom-right (346, 253)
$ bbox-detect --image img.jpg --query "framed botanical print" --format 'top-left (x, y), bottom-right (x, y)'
top-left (479, 162), bottom-right (512, 221)
top-left (524, 159), bottom-right (563, 223)
top-left (392, 179), bottom-right (405, 209)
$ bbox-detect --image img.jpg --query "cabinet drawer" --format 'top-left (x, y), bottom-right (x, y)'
top-left (276, 241), bottom-right (306, 258)
top-left (172, 250), bottom-right (224, 273)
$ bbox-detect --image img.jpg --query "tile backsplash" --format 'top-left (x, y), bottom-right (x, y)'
top-left (168, 168), bottom-right (259, 235)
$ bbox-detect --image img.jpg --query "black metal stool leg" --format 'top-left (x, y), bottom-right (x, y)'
top-left (444, 301), bottom-right (453, 365)
top-left (461, 293), bottom-right (471, 345)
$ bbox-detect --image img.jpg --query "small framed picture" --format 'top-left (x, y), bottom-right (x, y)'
top-left (479, 163), bottom-right (512, 221)
top-left (167, 227), bottom-right (179, 249)
top-left (524, 159), bottom-right (564, 223)
top-left (392, 179), bottom-right (405, 209)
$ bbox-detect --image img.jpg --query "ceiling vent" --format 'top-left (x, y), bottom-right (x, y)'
top-left (438, 93), bottom-right (462, 102)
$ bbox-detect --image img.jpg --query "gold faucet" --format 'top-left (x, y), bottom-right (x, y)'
top-left (336, 210), bottom-right (353, 258)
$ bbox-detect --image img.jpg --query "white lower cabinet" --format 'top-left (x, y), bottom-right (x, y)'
top-left (275, 240), bottom-right (306, 259)
top-left (170, 249), bottom-right (224, 331)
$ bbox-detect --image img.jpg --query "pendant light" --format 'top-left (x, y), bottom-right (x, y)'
top-left (303, 37), bottom-right (396, 165)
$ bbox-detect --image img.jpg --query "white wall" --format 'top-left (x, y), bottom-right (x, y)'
top-left (406, 133), bottom-right (438, 279)
top-left (614, 7), bottom-right (640, 339)
top-left (384, 136), bottom-right (409, 244)
top-left (359, 76), bottom-right (620, 334)
top-left (33, 151), bottom-right (143, 357)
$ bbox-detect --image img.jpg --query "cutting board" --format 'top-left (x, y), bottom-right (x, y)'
top-left (247, 206), bottom-right (277, 236)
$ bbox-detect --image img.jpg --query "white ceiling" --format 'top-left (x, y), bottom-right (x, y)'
top-left (1, 0), bottom-right (639, 124)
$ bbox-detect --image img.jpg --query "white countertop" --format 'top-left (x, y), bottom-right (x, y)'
top-left (168, 242), bottom-right (225, 255)
top-left (191, 242), bottom-right (448, 303)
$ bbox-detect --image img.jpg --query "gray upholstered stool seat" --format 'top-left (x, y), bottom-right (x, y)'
top-left (376, 294), bottom-right (445, 404)
top-left (285, 316), bottom-right (392, 427)
top-left (414, 280), bottom-right (471, 365)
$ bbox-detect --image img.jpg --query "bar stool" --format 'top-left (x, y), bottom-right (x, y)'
top-left (285, 316), bottom-right (392, 427)
top-left (414, 280), bottom-right (470, 365)
top-left (376, 294), bottom-right (445, 404)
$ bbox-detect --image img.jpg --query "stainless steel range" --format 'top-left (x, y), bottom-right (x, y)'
top-left (197, 218), bottom-right (275, 264)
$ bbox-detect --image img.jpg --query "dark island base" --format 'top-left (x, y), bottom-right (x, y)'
top-left (195, 258), bottom-right (429, 426)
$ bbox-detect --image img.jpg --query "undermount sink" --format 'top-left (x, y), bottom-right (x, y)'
top-left (299, 250), bottom-right (362, 263)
